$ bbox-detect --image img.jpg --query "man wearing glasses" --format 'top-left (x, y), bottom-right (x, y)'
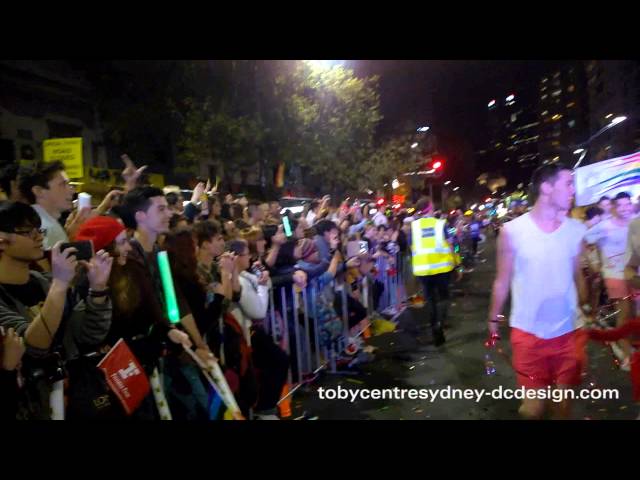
top-left (0, 201), bottom-right (113, 419)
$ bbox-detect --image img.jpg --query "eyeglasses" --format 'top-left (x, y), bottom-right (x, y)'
top-left (13, 227), bottom-right (46, 239)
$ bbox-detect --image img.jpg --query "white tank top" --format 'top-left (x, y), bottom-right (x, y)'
top-left (503, 213), bottom-right (587, 339)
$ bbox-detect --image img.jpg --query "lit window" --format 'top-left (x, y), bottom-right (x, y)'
top-left (541, 94), bottom-right (548, 100)
top-left (541, 110), bottom-right (548, 116)
top-left (542, 77), bottom-right (548, 83)
top-left (566, 102), bottom-right (575, 108)
top-left (567, 84), bottom-right (575, 92)
top-left (553, 72), bottom-right (560, 78)
top-left (551, 89), bottom-right (562, 97)
top-left (552, 114), bottom-right (563, 121)
top-left (568, 120), bottom-right (576, 128)
top-left (511, 114), bottom-right (517, 123)
top-left (551, 141), bottom-right (560, 146)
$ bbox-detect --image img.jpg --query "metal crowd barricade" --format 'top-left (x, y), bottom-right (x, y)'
top-left (265, 257), bottom-right (407, 406)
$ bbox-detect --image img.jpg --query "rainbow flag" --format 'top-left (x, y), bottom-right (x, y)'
top-left (575, 151), bottom-right (640, 206)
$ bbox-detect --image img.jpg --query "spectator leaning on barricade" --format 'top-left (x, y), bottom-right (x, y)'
top-left (0, 201), bottom-right (113, 419)
top-left (106, 186), bottom-right (206, 419)
top-left (227, 239), bottom-right (289, 420)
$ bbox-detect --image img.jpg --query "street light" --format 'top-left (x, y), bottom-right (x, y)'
top-left (573, 115), bottom-right (628, 168)
top-left (305, 60), bottom-right (343, 70)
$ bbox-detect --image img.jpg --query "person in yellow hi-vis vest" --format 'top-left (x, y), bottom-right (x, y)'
top-left (410, 197), bottom-right (459, 346)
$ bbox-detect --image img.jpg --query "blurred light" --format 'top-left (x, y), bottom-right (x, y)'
top-left (392, 179), bottom-right (400, 190)
top-left (470, 204), bottom-right (478, 210)
top-left (281, 206), bottom-right (304, 215)
top-left (417, 126), bottom-right (430, 132)
top-left (506, 94), bottom-right (515, 102)
top-left (426, 169), bottom-right (435, 174)
top-left (552, 114), bottom-right (562, 121)
top-left (611, 116), bottom-right (627, 125)
top-left (488, 99), bottom-right (496, 108)
top-left (605, 113), bottom-right (613, 119)
top-left (464, 210), bottom-right (473, 216)
top-left (453, 187), bottom-right (460, 192)
top-left (433, 161), bottom-right (442, 170)
top-left (450, 210), bottom-right (456, 215)
top-left (444, 180), bottom-right (451, 185)
top-left (573, 148), bottom-right (585, 154)
top-left (411, 142), bottom-right (419, 149)
top-left (479, 205), bottom-right (485, 211)
top-left (485, 197), bottom-right (491, 202)
top-left (376, 198), bottom-right (385, 206)
top-left (407, 208), bottom-right (415, 214)
top-left (306, 60), bottom-right (343, 69)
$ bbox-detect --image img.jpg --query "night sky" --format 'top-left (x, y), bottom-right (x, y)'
top-left (350, 60), bottom-right (564, 185)
top-left (352, 60), bottom-right (561, 143)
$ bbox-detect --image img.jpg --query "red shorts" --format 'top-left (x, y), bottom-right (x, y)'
top-left (510, 328), bottom-right (586, 389)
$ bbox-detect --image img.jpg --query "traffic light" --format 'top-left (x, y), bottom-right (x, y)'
top-left (428, 155), bottom-right (445, 174)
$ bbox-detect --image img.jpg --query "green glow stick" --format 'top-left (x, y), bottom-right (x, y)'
top-left (157, 251), bottom-right (180, 324)
top-left (282, 216), bottom-right (293, 237)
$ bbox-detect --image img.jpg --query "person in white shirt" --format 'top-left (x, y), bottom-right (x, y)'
top-left (227, 238), bottom-right (288, 420)
top-left (597, 195), bottom-right (612, 220)
top-left (488, 162), bottom-right (588, 419)
top-left (584, 192), bottom-right (635, 368)
top-left (17, 161), bottom-right (89, 250)
top-left (305, 200), bottom-right (320, 226)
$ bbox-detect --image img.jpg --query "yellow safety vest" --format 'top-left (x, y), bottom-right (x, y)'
top-left (411, 217), bottom-right (455, 276)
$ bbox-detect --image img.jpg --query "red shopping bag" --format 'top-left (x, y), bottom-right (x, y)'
top-left (97, 339), bottom-right (151, 415)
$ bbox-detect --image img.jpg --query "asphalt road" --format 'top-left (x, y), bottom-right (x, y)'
top-left (291, 235), bottom-right (638, 420)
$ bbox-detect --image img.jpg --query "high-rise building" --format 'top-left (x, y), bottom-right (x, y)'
top-left (537, 64), bottom-right (589, 165)
top-left (478, 87), bottom-right (541, 188)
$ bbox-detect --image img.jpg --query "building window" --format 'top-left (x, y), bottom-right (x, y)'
top-left (568, 120), bottom-right (576, 128)
top-left (17, 129), bottom-right (33, 140)
top-left (567, 102), bottom-right (575, 108)
top-left (567, 84), bottom-right (575, 92)
top-left (551, 89), bottom-right (562, 97)
top-left (542, 77), bottom-right (548, 83)
top-left (541, 94), bottom-right (548, 100)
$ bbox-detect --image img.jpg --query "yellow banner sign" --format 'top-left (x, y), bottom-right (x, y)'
top-left (43, 138), bottom-right (84, 179)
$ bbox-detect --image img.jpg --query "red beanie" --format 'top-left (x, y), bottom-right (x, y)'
top-left (74, 216), bottom-right (126, 252)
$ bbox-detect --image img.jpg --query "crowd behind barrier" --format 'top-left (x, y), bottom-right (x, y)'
top-left (8, 155), bottom-right (630, 421)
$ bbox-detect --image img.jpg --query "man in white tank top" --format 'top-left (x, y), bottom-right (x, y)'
top-left (488, 163), bottom-right (589, 419)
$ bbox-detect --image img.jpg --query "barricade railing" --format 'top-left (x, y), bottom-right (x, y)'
top-left (260, 254), bottom-right (407, 406)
